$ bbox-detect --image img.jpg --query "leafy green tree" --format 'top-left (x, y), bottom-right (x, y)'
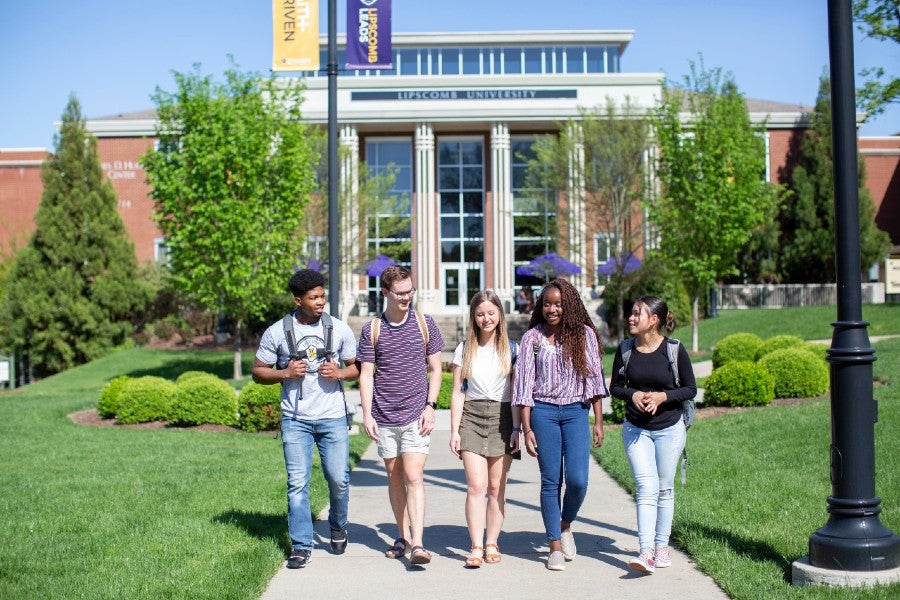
top-left (142, 64), bottom-right (319, 380)
top-left (0, 96), bottom-right (147, 378)
top-left (649, 62), bottom-right (779, 351)
top-left (854, 0), bottom-right (899, 119)
top-left (779, 75), bottom-right (891, 282)
top-left (528, 98), bottom-right (650, 340)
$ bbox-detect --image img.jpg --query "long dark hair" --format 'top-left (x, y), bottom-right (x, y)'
top-left (528, 278), bottom-right (601, 377)
top-left (634, 295), bottom-right (676, 333)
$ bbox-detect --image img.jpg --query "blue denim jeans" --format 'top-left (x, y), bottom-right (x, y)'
top-left (623, 420), bottom-right (686, 552)
top-left (531, 401), bottom-right (591, 541)
top-left (281, 415), bottom-right (349, 550)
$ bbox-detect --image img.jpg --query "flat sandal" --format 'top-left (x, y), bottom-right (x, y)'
top-left (484, 543), bottom-right (502, 564)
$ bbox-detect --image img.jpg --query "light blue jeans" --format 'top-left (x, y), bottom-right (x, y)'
top-left (623, 420), bottom-right (686, 552)
top-left (282, 415), bottom-right (349, 550)
top-left (531, 401), bottom-right (591, 541)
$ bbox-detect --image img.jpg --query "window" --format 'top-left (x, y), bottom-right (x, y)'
top-left (502, 48), bottom-right (522, 74)
top-left (511, 136), bottom-right (557, 285)
top-left (154, 238), bottom-right (170, 265)
top-left (440, 48), bottom-right (460, 75)
top-left (524, 48), bottom-right (543, 74)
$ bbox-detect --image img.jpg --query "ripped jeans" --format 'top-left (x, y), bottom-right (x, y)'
top-left (623, 420), bottom-right (686, 552)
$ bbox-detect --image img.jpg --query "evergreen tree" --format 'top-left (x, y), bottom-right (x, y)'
top-left (780, 75), bottom-right (891, 282)
top-left (0, 96), bottom-right (148, 378)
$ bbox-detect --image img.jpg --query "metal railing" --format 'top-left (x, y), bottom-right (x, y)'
top-left (715, 283), bottom-right (886, 309)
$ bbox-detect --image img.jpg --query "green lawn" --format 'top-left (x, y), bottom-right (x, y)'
top-left (0, 348), bottom-right (370, 600)
top-left (594, 331), bottom-right (900, 598)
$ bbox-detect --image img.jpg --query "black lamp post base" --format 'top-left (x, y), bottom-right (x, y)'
top-left (808, 516), bottom-right (900, 571)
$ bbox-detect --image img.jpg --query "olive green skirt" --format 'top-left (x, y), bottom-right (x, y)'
top-left (459, 399), bottom-right (519, 458)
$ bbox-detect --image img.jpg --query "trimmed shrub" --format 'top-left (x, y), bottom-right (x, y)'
top-left (97, 375), bottom-right (130, 418)
top-left (759, 348), bottom-right (829, 398)
top-left (436, 371), bottom-right (454, 409)
top-left (712, 333), bottom-right (763, 370)
top-left (607, 397), bottom-right (627, 424)
top-left (805, 342), bottom-right (829, 361)
top-left (239, 381), bottom-right (283, 432)
top-left (754, 334), bottom-right (807, 361)
top-left (176, 370), bottom-right (217, 384)
top-left (704, 361), bottom-right (775, 407)
top-left (117, 376), bottom-right (177, 424)
top-left (169, 374), bottom-right (238, 426)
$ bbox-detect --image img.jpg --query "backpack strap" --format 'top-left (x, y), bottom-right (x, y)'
top-left (414, 310), bottom-right (429, 347)
top-left (321, 312), bottom-right (334, 359)
top-left (282, 313), bottom-right (303, 406)
top-left (665, 338), bottom-right (681, 387)
top-left (617, 337), bottom-right (635, 380)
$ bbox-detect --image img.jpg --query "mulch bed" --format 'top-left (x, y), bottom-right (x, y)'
top-left (68, 409), bottom-right (246, 433)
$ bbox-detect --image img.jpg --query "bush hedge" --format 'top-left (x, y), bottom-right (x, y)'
top-left (169, 374), bottom-right (238, 427)
top-left (712, 333), bottom-right (763, 370)
top-left (97, 375), bottom-right (131, 418)
top-left (436, 371), bottom-right (454, 409)
top-left (175, 370), bottom-right (217, 385)
top-left (754, 334), bottom-right (807, 361)
top-left (758, 348), bottom-right (829, 398)
top-left (704, 361), bottom-right (775, 407)
top-left (238, 381), bottom-right (283, 432)
top-left (117, 376), bottom-right (177, 424)
top-left (608, 397), bottom-right (627, 424)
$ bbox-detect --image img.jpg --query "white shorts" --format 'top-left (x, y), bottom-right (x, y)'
top-left (376, 420), bottom-right (431, 458)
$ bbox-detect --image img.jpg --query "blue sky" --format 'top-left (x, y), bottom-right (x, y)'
top-left (1, 0), bottom-right (897, 149)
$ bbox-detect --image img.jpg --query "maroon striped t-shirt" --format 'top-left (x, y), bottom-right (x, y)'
top-left (357, 311), bottom-right (445, 427)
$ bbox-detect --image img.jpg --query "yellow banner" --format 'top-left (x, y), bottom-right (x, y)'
top-left (272, 0), bottom-right (319, 72)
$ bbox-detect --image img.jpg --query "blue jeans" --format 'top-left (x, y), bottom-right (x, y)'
top-left (531, 401), bottom-right (591, 541)
top-left (623, 420), bottom-right (686, 552)
top-left (282, 415), bottom-right (349, 550)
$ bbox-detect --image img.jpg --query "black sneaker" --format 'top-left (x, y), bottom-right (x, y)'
top-left (330, 528), bottom-right (348, 554)
top-left (287, 548), bottom-right (311, 568)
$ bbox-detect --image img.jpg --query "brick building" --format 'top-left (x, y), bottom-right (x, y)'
top-left (2, 30), bottom-right (897, 316)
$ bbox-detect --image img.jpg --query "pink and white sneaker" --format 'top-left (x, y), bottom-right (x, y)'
top-left (654, 546), bottom-right (672, 568)
top-left (628, 550), bottom-right (656, 574)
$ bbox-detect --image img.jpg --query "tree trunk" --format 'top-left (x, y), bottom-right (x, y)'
top-left (616, 288), bottom-right (626, 343)
top-left (233, 318), bottom-right (243, 381)
top-left (691, 292), bottom-right (700, 353)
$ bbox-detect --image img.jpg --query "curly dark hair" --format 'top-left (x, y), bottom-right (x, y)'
top-left (288, 269), bottom-right (326, 297)
top-left (528, 277), bottom-right (601, 377)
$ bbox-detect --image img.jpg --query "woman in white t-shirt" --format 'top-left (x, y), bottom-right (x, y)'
top-left (450, 289), bottom-right (521, 568)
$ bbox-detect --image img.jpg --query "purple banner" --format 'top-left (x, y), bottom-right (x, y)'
top-left (346, 0), bottom-right (392, 69)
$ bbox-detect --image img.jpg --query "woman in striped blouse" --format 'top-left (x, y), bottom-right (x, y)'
top-left (512, 278), bottom-right (608, 571)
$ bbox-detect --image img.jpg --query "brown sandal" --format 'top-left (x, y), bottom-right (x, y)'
top-left (484, 543), bottom-right (501, 564)
top-left (465, 546), bottom-right (484, 568)
top-left (409, 545), bottom-right (432, 565)
top-left (385, 537), bottom-right (409, 559)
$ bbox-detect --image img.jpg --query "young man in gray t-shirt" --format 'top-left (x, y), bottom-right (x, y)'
top-left (252, 269), bottom-right (359, 569)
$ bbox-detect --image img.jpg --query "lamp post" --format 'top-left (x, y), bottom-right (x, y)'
top-left (801, 0), bottom-right (899, 577)
top-left (327, 0), bottom-right (340, 317)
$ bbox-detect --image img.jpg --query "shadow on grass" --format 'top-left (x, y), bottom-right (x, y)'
top-left (678, 521), bottom-right (793, 582)
top-left (214, 509), bottom-right (292, 555)
top-left (126, 354), bottom-right (254, 381)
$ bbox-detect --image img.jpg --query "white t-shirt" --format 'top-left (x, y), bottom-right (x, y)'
top-left (452, 342), bottom-right (512, 403)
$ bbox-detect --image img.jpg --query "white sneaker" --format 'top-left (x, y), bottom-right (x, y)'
top-left (560, 530), bottom-right (576, 560)
top-left (546, 550), bottom-right (566, 571)
top-left (628, 550), bottom-right (656, 574)
top-left (654, 546), bottom-right (672, 568)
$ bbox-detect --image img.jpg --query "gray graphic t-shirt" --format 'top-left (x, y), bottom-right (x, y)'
top-left (256, 313), bottom-right (357, 420)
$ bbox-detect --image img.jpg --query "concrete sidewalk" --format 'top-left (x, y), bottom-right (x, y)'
top-left (260, 389), bottom-right (727, 600)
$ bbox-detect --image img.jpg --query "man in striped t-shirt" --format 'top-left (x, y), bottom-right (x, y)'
top-left (357, 265), bottom-right (444, 566)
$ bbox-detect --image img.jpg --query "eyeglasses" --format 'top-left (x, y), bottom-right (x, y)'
top-left (388, 287), bottom-right (416, 299)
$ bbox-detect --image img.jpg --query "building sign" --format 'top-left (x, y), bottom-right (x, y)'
top-left (351, 89), bottom-right (578, 101)
top-left (886, 259), bottom-right (900, 295)
top-left (346, 0), bottom-right (392, 69)
top-left (101, 160), bottom-right (142, 181)
top-left (272, 0), bottom-right (319, 72)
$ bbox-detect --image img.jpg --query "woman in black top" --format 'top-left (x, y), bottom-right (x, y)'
top-left (609, 296), bottom-right (696, 575)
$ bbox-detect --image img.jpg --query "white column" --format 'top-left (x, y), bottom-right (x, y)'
top-left (490, 122), bottom-right (515, 312)
top-left (567, 122), bottom-right (587, 290)
top-left (339, 124), bottom-right (360, 319)
top-left (414, 123), bottom-right (439, 313)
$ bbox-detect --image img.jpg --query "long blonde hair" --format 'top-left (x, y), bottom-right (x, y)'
top-left (460, 290), bottom-right (512, 381)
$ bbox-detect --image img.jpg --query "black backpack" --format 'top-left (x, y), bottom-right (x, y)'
top-left (282, 312), bottom-right (354, 429)
top-left (618, 337), bottom-right (695, 484)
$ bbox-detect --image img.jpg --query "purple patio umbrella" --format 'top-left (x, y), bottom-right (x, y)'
top-left (597, 253), bottom-right (642, 276)
top-left (361, 254), bottom-right (398, 277)
top-left (516, 252), bottom-right (582, 282)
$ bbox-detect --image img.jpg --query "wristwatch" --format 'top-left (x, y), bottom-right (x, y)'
top-left (425, 401), bottom-right (437, 409)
